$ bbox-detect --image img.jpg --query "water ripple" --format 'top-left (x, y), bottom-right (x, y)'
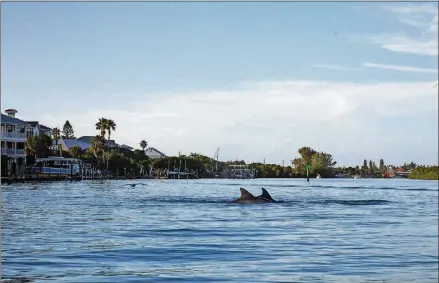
top-left (2, 179), bottom-right (438, 283)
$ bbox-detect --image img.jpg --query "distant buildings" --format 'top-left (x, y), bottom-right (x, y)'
top-left (144, 147), bottom-right (167, 159)
top-left (0, 109), bottom-right (52, 162)
top-left (1, 108), bottom-right (168, 162)
top-left (56, 139), bottom-right (91, 151)
top-left (24, 121), bottom-right (52, 137)
top-left (76, 136), bottom-right (118, 148)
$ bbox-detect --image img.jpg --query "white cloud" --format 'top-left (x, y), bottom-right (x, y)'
top-left (312, 64), bottom-right (360, 72)
top-left (362, 62), bottom-right (438, 73)
top-left (367, 34), bottom-right (438, 56)
top-left (383, 3), bottom-right (438, 15)
top-left (39, 80), bottom-right (438, 166)
top-left (362, 3), bottom-right (438, 56)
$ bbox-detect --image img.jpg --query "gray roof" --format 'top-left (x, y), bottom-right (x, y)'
top-left (120, 144), bottom-right (134, 150)
top-left (25, 121), bottom-right (39, 127)
top-left (76, 136), bottom-right (94, 143)
top-left (59, 139), bottom-right (91, 150)
top-left (77, 136), bottom-right (116, 146)
top-left (40, 124), bottom-right (52, 131)
top-left (145, 147), bottom-right (166, 157)
top-left (1, 114), bottom-right (26, 125)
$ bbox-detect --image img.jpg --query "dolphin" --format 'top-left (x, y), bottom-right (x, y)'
top-left (232, 188), bottom-right (276, 203)
top-left (120, 183), bottom-right (148, 188)
top-left (258, 187), bottom-right (276, 202)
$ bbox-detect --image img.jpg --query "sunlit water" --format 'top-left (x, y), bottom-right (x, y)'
top-left (2, 178), bottom-right (438, 283)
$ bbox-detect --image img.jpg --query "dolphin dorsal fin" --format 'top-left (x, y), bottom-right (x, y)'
top-left (240, 188), bottom-right (255, 200)
top-left (259, 188), bottom-right (274, 201)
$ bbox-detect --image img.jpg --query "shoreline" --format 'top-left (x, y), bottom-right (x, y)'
top-left (2, 176), bottom-right (434, 185)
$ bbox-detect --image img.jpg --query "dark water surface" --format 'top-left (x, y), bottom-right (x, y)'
top-left (2, 178), bottom-right (438, 283)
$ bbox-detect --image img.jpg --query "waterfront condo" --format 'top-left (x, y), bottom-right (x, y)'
top-left (0, 109), bottom-right (52, 163)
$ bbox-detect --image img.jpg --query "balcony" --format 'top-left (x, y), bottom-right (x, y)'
top-left (1, 148), bottom-right (25, 156)
top-left (1, 131), bottom-right (26, 140)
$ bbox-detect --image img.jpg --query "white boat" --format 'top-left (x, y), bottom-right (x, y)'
top-left (34, 157), bottom-right (83, 176)
top-left (316, 173), bottom-right (321, 179)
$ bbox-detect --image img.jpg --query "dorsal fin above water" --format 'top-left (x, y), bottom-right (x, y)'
top-left (259, 188), bottom-right (274, 201)
top-left (240, 188), bottom-right (256, 200)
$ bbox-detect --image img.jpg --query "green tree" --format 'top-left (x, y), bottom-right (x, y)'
top-left (298, 146), bottom-right (317, 164)
top-left (24, 134), bottom-right (52, 158)
top-left (104, 119), bottom-right (116, 170)
top-left (105, 119), bottom-right (116, 144)
top-left (408, 166), bottom-right (438, 180)
top-left (311, 152), bottom-right (337, 177)
top-left (283, 166), bottom-right (292, 177)
top-left (90, 135), bottom-right (106, 166)
top-left (361, 159), bottom-right (368, 175)
top-left (95, 118), bottom-right (116, 170)
top-left (363, 159), bottom-right (368, 170)
top-left (368, 160), bottom-right (375, 175)
top-left (24, 136), bottom-right (37, 158)
top-left (61, 120), bottom-right (75, 139)
top-left (95, 118), bottom-right (107, 138)
top-left (379, 159), bottom-right (385, 172)
top-left (1, 155), bottom-right (9, 176)
top-left (37, 134), bottom-right (52, 157)
top-left (292, 157), bottom-right (305, 175)
top-left (133, 149), bottom-right (147, 161)
top-left (140, 140), bottom-right (148, 151)
top-left (52, 127), bottom-right (61, 156)
top-left (69, 146), bottom-right (83, 159)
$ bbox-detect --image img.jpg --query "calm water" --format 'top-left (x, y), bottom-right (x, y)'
top-left (1, 178), bottom-right (438, 283)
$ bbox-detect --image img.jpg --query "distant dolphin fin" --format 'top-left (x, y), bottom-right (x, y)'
top-left (239, 188), bottom-right (256, 200)
top-left (259, 188), bottom-right (275, 201)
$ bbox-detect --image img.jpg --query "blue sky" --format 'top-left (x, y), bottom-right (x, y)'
top-left (2, 2), bottom-right (438, 166)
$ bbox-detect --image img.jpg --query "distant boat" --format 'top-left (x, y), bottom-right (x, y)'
top-left (316, 173), bottom-right (321, 179)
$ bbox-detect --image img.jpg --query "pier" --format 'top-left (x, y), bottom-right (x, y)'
top-left (219, 164), bottom-right (256, 179)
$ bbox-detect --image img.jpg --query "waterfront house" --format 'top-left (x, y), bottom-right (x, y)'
top-left (0, 109), bottom-right (29, 162)
top-left (145, 147), bottom-right (167, 159)
top-left (1, 109), bottom-right (56, 163)
top-left (25, 121), bottom-right (52, 138)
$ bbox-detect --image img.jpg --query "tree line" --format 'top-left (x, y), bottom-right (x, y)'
top-left (3, 120), bottom-right (436, 180)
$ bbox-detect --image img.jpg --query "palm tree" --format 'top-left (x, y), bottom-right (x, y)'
top-left (105, 119), bottom-right (116, 147)
top-left (95, 118), bottom-right (108, 166)
top-left (69, 146), bottom-right (83, 159)
top-left (90, 135), bottom-right (106, 166)
top-left (140, 140), bottom-right (147, 151)
top-left (52, 127), bottom-right (61, 156)
top-left (95, 118), bottom-right (107, 138)
top-left (104, 119), bottom-right (116, 170)
top-left (24, 136), bottom-right (37, 158)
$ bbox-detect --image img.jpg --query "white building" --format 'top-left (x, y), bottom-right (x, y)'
top-left (1, 109), bottom-right (53, 162)
top-left (1, 109), bottom-right (29, 162)
top-left (25, 121), bottom-right (52, 138)
top-left (144, 147), bottom-right (167, 159)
